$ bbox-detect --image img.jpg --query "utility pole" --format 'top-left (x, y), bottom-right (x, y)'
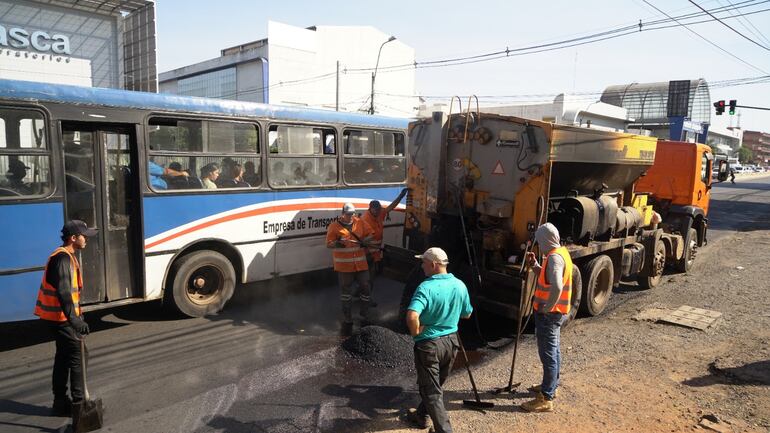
top-left (336, 60), bottom-right (340, 112)
top-left (369, 36), bottom-right (396, 115)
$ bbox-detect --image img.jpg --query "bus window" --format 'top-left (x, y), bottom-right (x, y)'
top-left (147, 117), bottom-right (260, 191)
top-left (0, 108), bottom-right (51, 199)
top-left (342, 129), bottom-right (405, 184)
top-left (268, 124), bottom-right (337, 187)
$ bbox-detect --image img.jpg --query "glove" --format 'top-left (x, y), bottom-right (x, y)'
top-left (73, 319), bottom-right (90, 336)
top-left (334, 240), bottom-right (346, 248)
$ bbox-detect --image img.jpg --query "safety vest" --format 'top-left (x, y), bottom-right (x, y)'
top-left (361, 210), bottom-right (386, 261)
top-left (326, 217), bottom-right (372, 272)
top-left (533, 246), bottom-right (573, 314)
top-left (33, 247), bottom-right (82, 322)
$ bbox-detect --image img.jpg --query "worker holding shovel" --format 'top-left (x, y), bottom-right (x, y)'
top-left (405, 247), bottom-right (473, 433)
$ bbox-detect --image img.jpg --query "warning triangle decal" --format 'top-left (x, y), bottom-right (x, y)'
top-left (492, 160), bottom-right (505, 175)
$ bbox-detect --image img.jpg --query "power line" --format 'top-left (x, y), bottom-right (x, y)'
top-left (687, 0), bottom-right (770, 50)
top-left (720, 0), bottom-right (770, 46)
top-left (639, 0), bottom-right (769, 74)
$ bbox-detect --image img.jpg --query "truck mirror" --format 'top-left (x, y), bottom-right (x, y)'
top-left (717, 160), bottom-right (729, 182)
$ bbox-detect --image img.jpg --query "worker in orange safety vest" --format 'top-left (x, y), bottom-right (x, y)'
top-left (326, 203), bottom-right (375, 334)
top-left (361, 188), bottom-right (408, 305)
top-left (34, 220), bottom-right (97, 417)
top-left (521, 222), bottom-right (573, 413)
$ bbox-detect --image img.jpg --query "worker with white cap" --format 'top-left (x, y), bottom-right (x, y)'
top-left (405, 247), bottom-right (473, 432)
top-left (325, 202), bottom-right (375, 334)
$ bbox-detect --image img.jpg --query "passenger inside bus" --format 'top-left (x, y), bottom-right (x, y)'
top-left (148, 159), bottom-right (188, 190)
top-left (243, 161), bottom-right (259, 186)
top-left (200, 163), bottom-right (220, 189)
top-left (217, 162), bottom-right (250, 188)
top-left (5, 159), bottom-right (33, 195)
top-left (270, 161), bottom-right (290, 186)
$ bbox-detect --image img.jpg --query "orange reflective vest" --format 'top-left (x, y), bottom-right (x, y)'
top-left (33, 247), bottom-right (82, 322)
top-left (533, 246), bottom-right (573, 314)
top-left (361, 210), bottom-right (387, 261)
top-left (326, 217), bottom-right (373, 272)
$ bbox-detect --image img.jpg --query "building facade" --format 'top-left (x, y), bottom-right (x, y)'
top-left (742, 130), bottom-right (770, 165)
top-left (159, 21), bottom-right (417, 117)
top-left (706, 125), bottom-right (742, 157)
top-left (0, 0), bottom-right (157, 91)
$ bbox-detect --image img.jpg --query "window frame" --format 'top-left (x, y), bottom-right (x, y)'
top-left (266, 122), bottom-right (338, 190)
top-left (0, 105), bottom-right (54, 202)
top-left (145, 114), bottom-right (262, 193)
top-left (341, 127), bottom-right (406, 186)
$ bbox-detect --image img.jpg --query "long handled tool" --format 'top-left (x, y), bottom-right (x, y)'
top-left (493, 243), bottom-right (536, 395)
top-left (457, 335), bottom-right (495, 409)
top-left (72, 338), bottom-right (103, 433)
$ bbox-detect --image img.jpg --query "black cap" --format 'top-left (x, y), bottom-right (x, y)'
top-left (62, 220), bottom-right (98, 238)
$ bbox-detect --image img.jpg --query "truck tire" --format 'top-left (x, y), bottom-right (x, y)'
top-left (638, 239), bottom-right (665, 289)
top-left (579, 255), bottom-right (614, 317)
top-left (563, 264), bottom-right (582, 327)
top-left (675, 228), bottom-right (697, 273)
top-left (167, 250), bottom-right (236, 317)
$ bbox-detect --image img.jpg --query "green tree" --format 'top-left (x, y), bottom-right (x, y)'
top-left (738, 146), bottom-right (753, 163)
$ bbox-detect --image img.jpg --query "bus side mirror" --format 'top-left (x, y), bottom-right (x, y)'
top-left (717, 160), bottom-right (729, 182)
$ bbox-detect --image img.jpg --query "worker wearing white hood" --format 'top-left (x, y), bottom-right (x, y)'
top-left (521, 222), bottom-right (574, 413)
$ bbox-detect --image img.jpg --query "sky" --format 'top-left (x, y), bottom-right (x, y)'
top-left (154, 0), bottom-right (770, 132)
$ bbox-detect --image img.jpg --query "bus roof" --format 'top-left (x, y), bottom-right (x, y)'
top-left (0, 78), bottom-right (409, 129)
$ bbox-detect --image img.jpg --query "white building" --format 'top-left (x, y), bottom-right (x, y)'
top-left (419, 93), bottom-right (632, 132)
top-left (159, 21), bottom-right (417, 117)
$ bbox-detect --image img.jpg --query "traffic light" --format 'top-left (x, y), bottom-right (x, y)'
top-left (714, 100), bottom-right (725, 115)
top-left (729, 99), bottom-right (737, 115)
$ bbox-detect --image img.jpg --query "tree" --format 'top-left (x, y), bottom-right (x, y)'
top-left (738, 146), bottom-right (753, 164)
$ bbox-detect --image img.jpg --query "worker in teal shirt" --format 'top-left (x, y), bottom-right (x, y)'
top-left (405, 247), bottom-right (473, 433)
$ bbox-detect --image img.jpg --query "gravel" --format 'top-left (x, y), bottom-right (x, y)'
top-left (342, 325), bottom-right (414, 368)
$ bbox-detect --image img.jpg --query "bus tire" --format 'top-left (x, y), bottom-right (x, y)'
top-left (168, 250), bottom-right (236, 317)
top-left (638, 239), bottom-right (665, 289)
top-left (579, 255), bottom-right (614, 317)
top-left (675, 228), bottom-right (697, 273)
top-left (563, 264), bottom-right (582, 327)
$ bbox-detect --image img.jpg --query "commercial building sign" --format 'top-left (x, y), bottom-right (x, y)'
top-left (0, 24), bottom-right (71, 55)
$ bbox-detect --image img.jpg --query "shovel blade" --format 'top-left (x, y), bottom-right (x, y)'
top-left (462, 399), bottom-right (495, 409)
top-left (72, 397), bottom-right (104, 433)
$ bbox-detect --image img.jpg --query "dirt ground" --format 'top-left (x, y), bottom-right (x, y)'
top-left (371, 230), bottom-right (770, 433)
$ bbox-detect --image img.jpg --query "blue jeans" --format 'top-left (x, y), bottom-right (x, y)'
top-left (535, 312), bottom-right (565, 400)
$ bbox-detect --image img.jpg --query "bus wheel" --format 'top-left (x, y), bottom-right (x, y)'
top-left (638, 240), bottom-right (665, 289)
top-left (675, 228), bottom-right (697, 273)
top-left (563, 264), bottom-right (582, 327)
top-left (168, 250), bottom-right (236, 317)
top-left (579, 255), bottom-right (614, 317)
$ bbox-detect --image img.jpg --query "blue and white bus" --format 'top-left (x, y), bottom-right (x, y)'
top-left (0, 79), bottom-right (408, 322)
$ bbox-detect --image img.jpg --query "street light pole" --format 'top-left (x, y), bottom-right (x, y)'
top-left (370, 36), bottom-right (396, 115)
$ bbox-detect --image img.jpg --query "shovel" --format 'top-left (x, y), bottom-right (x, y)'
top-left (457, 335), bottom-right (495, 410)
top-left (72, 338), bottom-right (103, 433)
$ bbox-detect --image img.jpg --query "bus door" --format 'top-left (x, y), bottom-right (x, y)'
top-left (61, 123), bottom-right (142, 304)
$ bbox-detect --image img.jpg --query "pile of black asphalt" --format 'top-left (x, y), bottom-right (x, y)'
top-left (342, 325), bottom-right (414, 368)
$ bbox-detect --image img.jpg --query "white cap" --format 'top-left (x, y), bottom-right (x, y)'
top-left (342, 203), bottom-right (356, 214)
top-left (415, 247), bottom-right (449, 265)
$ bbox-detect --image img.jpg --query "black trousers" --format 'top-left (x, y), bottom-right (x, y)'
top-left (414, 333), bottom-right (458, 433)
top-left (48, 321), bottom-right (86, 403)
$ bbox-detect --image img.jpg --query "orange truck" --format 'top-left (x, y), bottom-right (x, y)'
top-left (389, 111), bottom-right (727, 322)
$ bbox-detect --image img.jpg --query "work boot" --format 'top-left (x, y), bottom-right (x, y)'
top-left (521, 392), bottom-right (554, 412)
top-left (405, 407), bottom-right (430, 429)
top-left (528, 384), bottom-right (559, 399)
top-left (51, 397), bottom-right (72, 417)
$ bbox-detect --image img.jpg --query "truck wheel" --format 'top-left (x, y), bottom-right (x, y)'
top-left (675, 228), bottom-right (697, 273)
top-left (167, 250), bottom-right (236, 317)
top-left (637, 240), bottom-right (665, 289)
top-left (579, 255), bottom-right (614, 317)
top-left (563, 264), bottom-right (582, 327)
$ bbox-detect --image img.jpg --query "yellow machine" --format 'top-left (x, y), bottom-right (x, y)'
top-left (392, 106), bottom-right (704, 321)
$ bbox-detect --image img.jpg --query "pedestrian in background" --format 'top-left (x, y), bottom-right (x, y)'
top-left (405, 247), bottom-right (473, 433)
top-left (34, 220), bottom-right (97, 417)
top-left (361, 188), bottom-right (408, 306)
top-left (521, 222), bottom-right (573, 413)
top-left (326, 203), bottom-right (375, 335)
